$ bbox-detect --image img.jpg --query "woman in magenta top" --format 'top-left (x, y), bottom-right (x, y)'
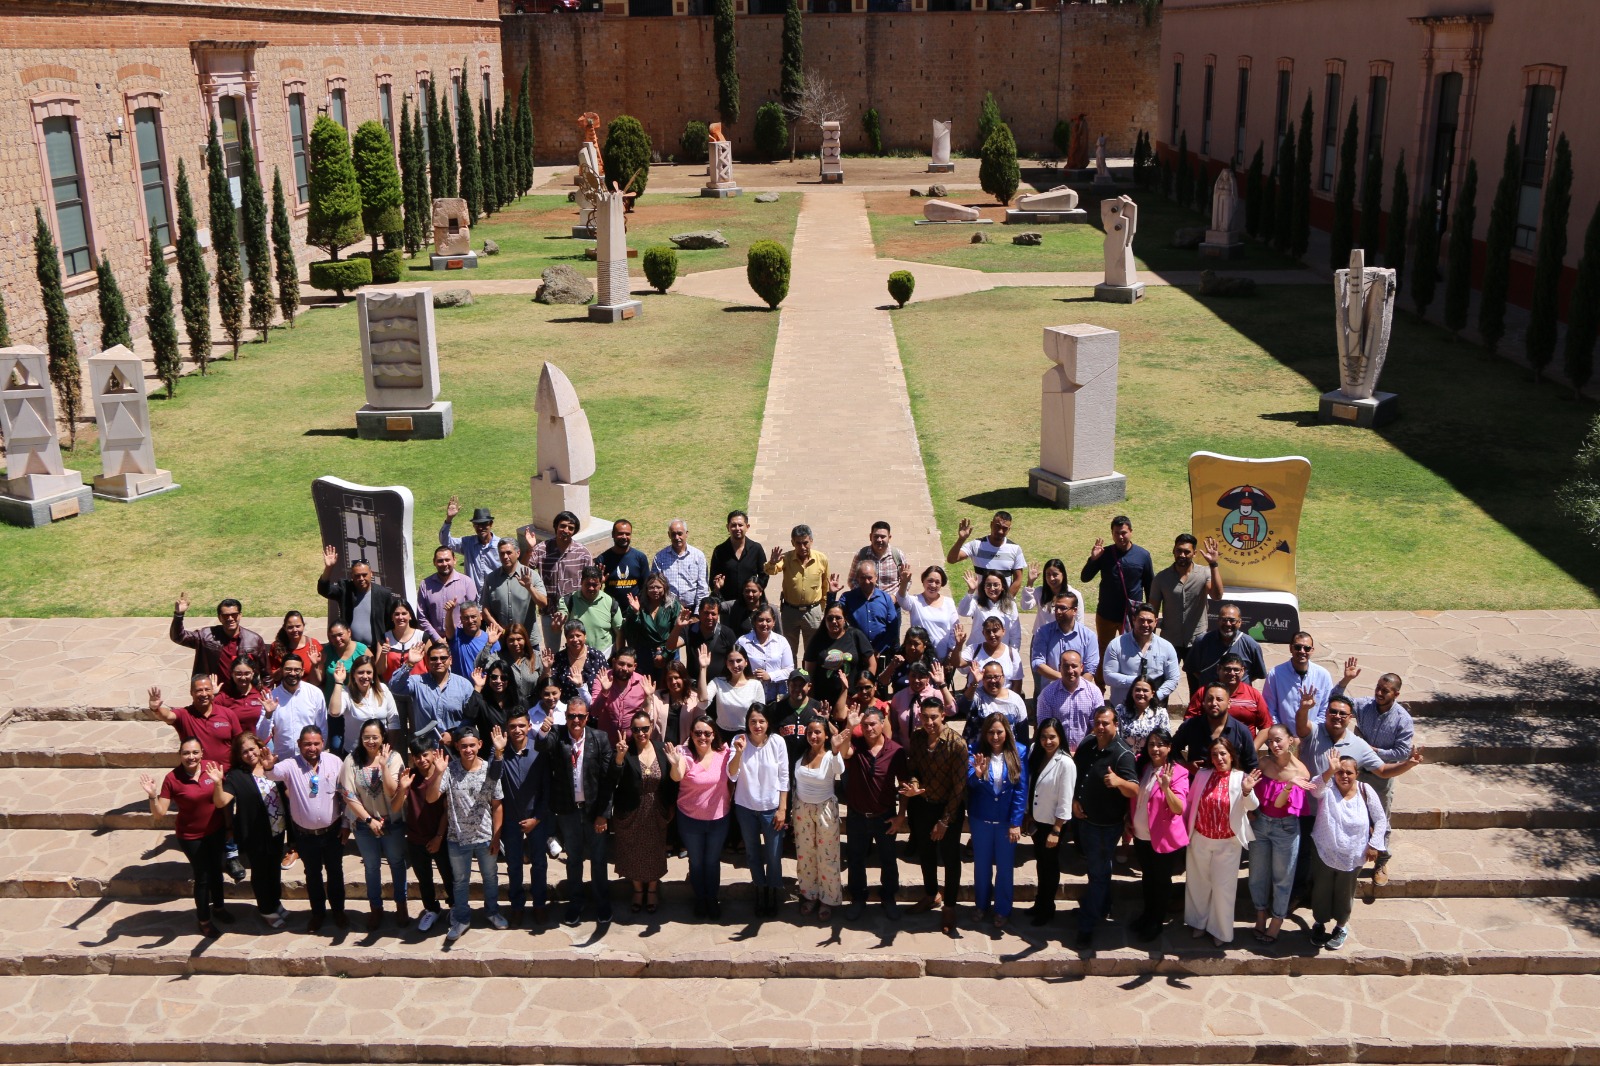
top-left (666, 713), bottom-right (735, 919)
top-left (1248, 723), bottom-right (1309, 943)
top-left (1127, 727), bottom-right (1190, 941)
top-left (140, 737), bottom-right (229, 936)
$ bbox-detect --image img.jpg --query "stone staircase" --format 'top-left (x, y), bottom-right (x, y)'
top-left (0, 695), bottom-right (1596, 1063)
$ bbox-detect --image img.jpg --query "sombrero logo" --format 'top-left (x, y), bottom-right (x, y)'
top-left (1217, 484), bottom-right (1292, 564)
top-left (1188, 452), bottom-right (1310, 597)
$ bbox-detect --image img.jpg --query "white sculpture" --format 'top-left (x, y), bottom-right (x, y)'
top-left (355, 289), bottom-right (452, 439)
top-left (1201, 170), bottom-right (1244, 258)
top-left (929, 119), bottom-right (954, 173)
top-left (574, 140), bottom-right (602, 235)
top-left (578, 157), bottom-right (643, 323)
top-left (528, 362), bottom-right (608, 542)
top-left (1008, 185), bottom-right (1087, 224)
top-left (1320, 249), bottom-right (1399, 427)
top-left (1093, 134), bottom-right (1113, 185)
top-left (820, 121), bottom-right (843, 184)
top-left (89, 345), bottom-right (174, 500)
top-left (1094, 196), bottom-right (1144, 302)
top-left (1028, 324), bottom-right (1126, 508)
top-left (0, 345), bottom-right (91, 524)
top-left (923, 200), bottom-right (981, 223)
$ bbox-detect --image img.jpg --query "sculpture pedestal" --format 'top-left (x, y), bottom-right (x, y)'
top-left (927, 162), bottom-right (955, 174)
top-left (1320, 389), bottom-right (1398, 428)
top-left (1027, 468), bottom-right (1126, 510)
top-left (0, 485), bottom-right (94, 527)
top-left (589, 299), bottom-right (642, 323)
top-left (820, 171), bottom-right (844, 185)
top-left (1006, 209), bottom-right (1088, 225)
top-left (429, 251), bottom-right (478, 271)
top-left (93, 470), bottom-right (177, 502)
top-left (701, 185), bottom-right (743, 198)
top-left (1199, 237), bottom-right (1245, 259)
top-left (356, 401), bottom-right (455, 440)
top-left (1094, 282), bottom-right (1145, 303)
top-left (571, 225), bottom-right (596, 239)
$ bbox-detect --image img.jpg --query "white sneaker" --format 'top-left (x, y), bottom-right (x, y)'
top-left (487, 913), bottom-right (509, 930)
top-left (446, 920), bottom-right (468, 941)
top-left (417, 910), bottom-right (438, 932)
top-left (547, 837), bottom-right (563, 859)
top-left (264, 911), bottom-right (286, 930)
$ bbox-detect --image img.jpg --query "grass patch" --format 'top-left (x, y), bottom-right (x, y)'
top-left (409, 192), bottom-right (800, 282)
top-left (896, 283), bottom-right (1600, 611)
top-left (1, 294), bottom-right (777, 617)
top-left (867, 188), bottom-right (1304, 274)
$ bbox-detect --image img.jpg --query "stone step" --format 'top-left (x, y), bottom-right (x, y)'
top-left (0, 971), bottom-right (1594, 1063)
top-left (3, 715), bottom-right (1592, 768)
top-left (0, 827), bottom-right (1591, 902)
top-left (0, 895), bottom-right (1593, 980)
top-left (4, 762), bottom-right (1586, 831)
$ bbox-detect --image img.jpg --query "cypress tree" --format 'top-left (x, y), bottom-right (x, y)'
top-left (1292, 93), bottom-right (1314, 259)
top-left (781, 0), bottom-right (804, 117)
top-left (1358, 144), bottom-right (1384, 260)
top-left (270, 168), bottom-right (300, 329)
top-left (1330, 101), bottom-right (1359, 269)
top-left (237, 115), bottom-right (275, 342)
top-left (173, 161), bottom-right (211, 373)
top-left (399, 97), bottom-right (420, 256)
top-left (438, 83), bottom-right (457, 199)
top-left (0, 292), bottom-right (9, 347)
top-left (306, 115), bottom-right (364, 260)
top-left (353, 120), bottom-right (403, 251)
top-left (517, 65), bottom-right (535, 195)
top-left (1526, 134), bottom-right (1573, 380)
top-left (1563, 202), bottom-right (1600, 397)
top-left (496, 105), bottom-right (513, 209)
top-left (1274, 125), bottom-right (1295, 252)
top-left (1259, 161), bottom-right (1278, 247)
top-left (977, 92), bottom-right (1002, 153)
top-left (1479, 128), bottom-right (1521, 354)
top-left (978, 122), bottom-right (1020, 206)
top-left (146, 242), bottom-right (182, 400)
top-left (95, 259), bottom-right (133, 351)
top-left (1385, 153), bottom-right (1409, 284)
top-left (1443, 159), bottom-right (1478, 337)
top-left (33, 208), bottom-right (82, 449)
top-left (1175, 130), bottom-right (1191, 209)
top-left (456, 72), bottom-right (480, 223)
top-left (427, 81), bottom-right (445, 202)
top-left (713, 0), bottom-right (740, 127)
top-left (1410, 183), bottom-right (1440, 318)
top-left (414, 102), bottom-right (433, 241)
top-left (1245, 143), bottom-right (1264, 238)
top-left (206, 122), bottom-right (245, 358)
top-left (479, 96), bottom-right (497, 217)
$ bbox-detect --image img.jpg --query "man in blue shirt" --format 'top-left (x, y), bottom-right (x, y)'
top-left (1079, 515), bottom-right (1155, 682)
top-left (839, 558), bottom-right (901, 657)
top-left (1029, 592), bottom-right (1100, 686)
top-left (389, 640), bottom-right (475, 745)
top-left (498, 708), bottom-right (553, 925)
top-left (445, 601), bottom-right (500, 680)
top-left (440, 497), bottom-right (501, 590)
top-left (1263, 631), bottom-right (1333, 731)
top-left (598, 519), bottom-right (651, 606)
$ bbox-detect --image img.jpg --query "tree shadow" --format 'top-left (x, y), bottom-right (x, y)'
top-left (721, 306), bottom-right (772, 314)
top-left (1257, 410), bottom-right (1323, 428)
top-left (303, 427), bottom-right (358, 439)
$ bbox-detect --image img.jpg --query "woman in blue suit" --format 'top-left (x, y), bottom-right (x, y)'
top-left (967, 711), bottom-right (1029, 929)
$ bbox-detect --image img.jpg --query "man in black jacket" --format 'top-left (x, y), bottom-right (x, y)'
top-left (538, 703), bottom-right (616, 927)
top-left (316, 544), bottom-right (411, 651)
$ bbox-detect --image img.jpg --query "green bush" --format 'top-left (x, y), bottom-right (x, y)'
top-left (307, 116), bottom-right (363, 260)
top-left (1053, 120), bottom-right (1072, 160)
top-left (862, 108), bottom-right (883, 156)
top-left (976, 91), bottom-right (1002, 152)
top-left (978, 122), bottom-right (1020, 206)
top-left (353, 249), bottom-right (403, 284)
top-left (309, 257), bottom-right (372, 297)
top-left (643, 246), bottom-right (679, 293)
top-left (680, 121), bottom-right (710, 165)
top-left (887, 269), bottom-right (915, 308)
top-left (746, 240), bottom-right (790, 309)
top-left (602, 115), bottom-right (652, 199)
top-left (754, 103), bottom-right (788, 162)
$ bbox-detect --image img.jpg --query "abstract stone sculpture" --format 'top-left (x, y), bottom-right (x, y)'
top-left (1093, 134), bottom-right (1114, 185)
top-left (0, 345), bottom-right (93, 525)
top-left (355, 288), bottom-right (453, 440)
top-left (312, 476), bottom-right (419, 617)
top-left (526, 362), bottom-right (610, 546)
top-left (574, 121), bottom-right (603, 237)
top-left (577, 153), bottom-right (642, 324)
top-left (1319, 249), bottom-right (1399, 427)
top-left (922, 200), bottom-right (981, 223)
top-left (88, 345), bottom-right (174, 501)
top-left (1200, 169), bottom-right (1245, 259)
top-left (1007, 185), bottom-right (1087, 225)
top-left (819, 121), bottom-right (843, 184)
top-left (1094, 196), bottom-right (1144, 303)
top-left (1028, 324), bottom-right (1126, 509)
top-left (929, 119), bottom-right (954, 173)
top-left (703, 122), bottom-right (741, 198)
top-left (1067, 113), bottom-right (1090, 171)
top-left (430, 198), bottom-right (477, 270)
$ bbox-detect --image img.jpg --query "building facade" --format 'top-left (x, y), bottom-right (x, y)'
top-left (0, 0), bottom-right (501, 352)
top-left (1158, 0), bottom-right (1594, 311)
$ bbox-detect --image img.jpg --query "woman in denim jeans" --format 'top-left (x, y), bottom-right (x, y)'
top-left (667, 714), bottom-right (733, 918)
top-left (1248, 724), bottom-right (1308, 943)
top-left (339, 719), bottom-right (409, 930)
top-left (727, 704), bottom-right (790, 918)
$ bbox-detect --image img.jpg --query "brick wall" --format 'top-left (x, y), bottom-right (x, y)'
top-left (0, 0), bottom-right (499, 352)
top-left (502, 7), bottom-right (1158, 165)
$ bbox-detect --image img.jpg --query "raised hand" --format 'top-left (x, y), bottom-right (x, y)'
top-left (930, 662), bottom-right (946, 686)
top-left (444, 598), bottom-right (459, 613)
top-left (485, 619), bottom-right (504, 643)
top-left (1028, 564), bottom-right (1040, 585)
top-left (696, 644), bottom-right (712, 670)
top-left (626, 593), bottom-right (640, 613)
top-left (1342, 656), bottom-right (1361, 685)
top-left (538, 714), bottom-right (554, 735)
top-left (847, 710), bottom-right (862, 731)
top-left (768, 545), bottom-right (783, 565)
top-left (1297, 685), bottom-right (1317, 715)
top-left (398, 767), bottom-right (415, 792)
top-left (541, 647), bottom-right (556, 671)
top-left (1156, 764), bottom-right (1172, 791)
top-left (307, 644), bottom-right (323, 670)
top-left (323, 544), bottom-right (340, 568)
top-left (828, 572), bottom-right (843, 594)
top-left (712, 573), bottom-right (725, 591)
top-left (201, 761), bottom-right (226, 785)
top-left (615, 739), bottom-right (627, 764)
top-left (963, 569), bottom-right (979, 593)
top-left (732, 734), bottom-right (747, 754)
top-left (1242, 769), bottom-right (1263, 791)
top-left (1089, 537), bottom-right (1105, 560)
top-left (139, 773), bottom-right (160, 799)
top-left (446, 495), bottom-right (460, 519)
top-left (147, 686), bottom-right (163, 712)
top-left (516, 569), bottom-right (535, 591)
top-left (956, 517), bottom-right (973, 540)
top-left (898, 561), bottom-right (913, 586)
top-left (174, 592), bottom-right (189, 614)
top-left (490, 725), bottom-right (507, 757)
top-left (332, 661), bottom-right (348, 685)
top-left (407, 643), bottom-right (426, 665)
top-left (260, 690), bottom-right (278, 715)
top-left (639, 674), bottom-right (656, 697)
top-left (1201, 536), bottom-right (1221, 567)
top-left (600, 667), bottom-right (614, 691)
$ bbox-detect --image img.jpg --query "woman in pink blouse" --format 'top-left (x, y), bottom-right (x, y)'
top-left (1183, 737), bottom-right (1261, 946)
top-left (1126, 728), bottom-right (1189, 941)
top-left (1249, 724), bottom-right (1309, 943)
top-left (666, 714), bottom-right (734, 919)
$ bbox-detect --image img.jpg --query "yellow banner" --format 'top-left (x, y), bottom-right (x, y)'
top-left (1187, 451), bottom-right (1312, 594)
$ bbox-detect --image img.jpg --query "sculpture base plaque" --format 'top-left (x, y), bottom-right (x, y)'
top-left (429, 251), bottom-right (479, 271)
top-left (1006, 209), bottom-right (1088, 225)
top-left (701, 185), bottom-right (743, 199)
top-left (927, 162), bottom-right (955, 174)
top-left (1027, 468), bottom-right (1126, 510)
top-left (356, 401), bottom-right (455, 440)
top-left (1094, 282), bottom-right (1145, 304)
top-left (1319, 389), bottom-right (1398, 428)
top-left (588, 299), bottom-right (642, 324)
top-left (0, 485), bottom-right (94, 527)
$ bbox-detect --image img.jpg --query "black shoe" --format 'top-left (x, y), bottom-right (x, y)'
top-left (693, 898), bottom-right (707, 919)
top-left (709, 900), bottom-right (723, 920)
top-left (225, 856), bottom-right (247, 883)
top-left (1076, 930), bottom-right (1094, 949)
top-left (561, 910), bottom-right (582, 928)
top-left (1028, 909), bottom-right (1053, 927)
top-left (210, 905), bottom-right (235, 924)
top-left (845, 901), bottom-right (866, 921)
top-left (1309, 923), bottom-right (1330, 946)
top-left (883, 902), bottom-right (902, 921)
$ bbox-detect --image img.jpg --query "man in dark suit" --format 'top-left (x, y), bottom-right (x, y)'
top-left (316, 544), bottom-right (411, 652)
top-left (539, 699), bottom-right (616, 927)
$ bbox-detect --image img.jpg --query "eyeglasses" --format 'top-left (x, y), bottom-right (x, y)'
top-left (1291, 644), bottom-right (1312, 652)
top-left (692, 730), bottom-right (715, 738)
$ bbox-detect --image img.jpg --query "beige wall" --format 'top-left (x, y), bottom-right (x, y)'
top-left (1159, 0), bottom-right (1595, 310)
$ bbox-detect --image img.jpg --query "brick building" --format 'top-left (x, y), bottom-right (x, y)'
top-left (1158, 0), bottom-right (1595, 312)
top-left (0, 0), bottom-right (501, 352)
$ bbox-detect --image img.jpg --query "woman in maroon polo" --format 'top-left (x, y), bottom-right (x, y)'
top-left (141, 737), bottom-right (229, 936)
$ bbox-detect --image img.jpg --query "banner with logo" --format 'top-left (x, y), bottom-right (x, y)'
top-left (1187, 452), bottom-right (1312, 595)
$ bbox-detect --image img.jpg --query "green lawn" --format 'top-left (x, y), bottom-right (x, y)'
top-left (0, 294), bottom-right (777, 617)
top-left (896, 283), bottom-right (1600, 612)
top-left (867, 188), bottom-right (1304, 274)
top-left (410, 191), bottom-right (800, 282)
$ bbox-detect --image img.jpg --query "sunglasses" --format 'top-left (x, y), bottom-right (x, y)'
top-left (1291, 644), bottom-right (1313, 652)
top-left (630, 725), bottom-right (651, 733)
top-left (569, 714), bottom-right (589, 722)
top-left (693, 731), bottom-right (715, 738)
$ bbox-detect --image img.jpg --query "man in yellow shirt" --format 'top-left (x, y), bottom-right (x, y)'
top-left (764, 524), bottom-right (830, 657)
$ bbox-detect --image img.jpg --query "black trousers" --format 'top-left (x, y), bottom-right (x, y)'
top-left (178, 830), bottom-right (227, 922)
top-left (908, 798), bottom-right (963, 900)
top-left (294, 826), bottom-right (346, 917)
top-left (1134, 837), bottom-right (1180, 926)
top-left (1031, 827), bottom-right (1063, 913)
top-left (406, 837), bottom-right (458, 912)
top-left (244, 836), bottom-right (284, 916)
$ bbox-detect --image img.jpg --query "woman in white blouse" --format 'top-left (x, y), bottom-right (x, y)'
top-left (696, 644), bottom-right (766, 741)
top-left (1023, 718), bottom-right (1076, 926)
top-left (1301, 754), bottom-right (1394, 951)
top-left (897, 564), bottom-right (961, 660)
top-left (791, 718), bottom-right (849, 920)
top-left (728, 704), bottom-right (790, 919)
top-left (958, 570), bottom-right (1022, 652)
top-left (735, 606), bottom-right (794, 703)
top-left (329, 654), bottom-right (400, 753)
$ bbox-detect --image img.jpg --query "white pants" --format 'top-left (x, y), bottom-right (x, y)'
top-left (1185, 832), bottom-right (1244, 942)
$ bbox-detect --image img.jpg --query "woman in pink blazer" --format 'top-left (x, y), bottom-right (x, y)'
top-left (1126, 728), bottom-right (1190, 941)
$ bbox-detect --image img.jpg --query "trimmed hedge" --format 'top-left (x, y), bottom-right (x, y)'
top-left (747, 240), bottom-right (790, 309)
top-left (680, 121), bottom-right (710, 165)
top-left (643, 246), bottom-right (679, 293)
top-left (309, 257), bottom-right (372, 297)
top-left (353, 249), bottom-right (404, 285)
top-left (754, 103), bottom-right (788, 163)
top-left (887, 270), bottom-right (915, 308)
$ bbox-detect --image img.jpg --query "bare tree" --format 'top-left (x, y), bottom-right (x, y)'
top-left (783, 70), bottom-right (846, 162)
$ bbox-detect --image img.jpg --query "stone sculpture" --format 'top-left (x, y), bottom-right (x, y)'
top-left (312, 476), bottom-right (419, 616)
top-left (355, 288), bottom-right (453, 439)
top-left (1028, 324), bottom-right (1126, 509)
top-left (1007, 185), bottom-right (1087, 225)
top-left (526, 362), bottom-right (610, 546)
top-left (1067, 113), bottom-right (1090, 171)
top-left (578, 155), bottom-right (642, 323)
top-left (1093, 134), bottom-right (1114, 185)
top-left (703, 122), bottom-right (741, 198)
top-left (88, 345), bottom-right (174, 501)
top-left (929, 119), bottom-right (954, 173)
top-left (430, 198), bottom-right (477, 270)
top-left (1200, 169), bottom-right (1244, 259)
top-left (1094, 196), bottom-right (1144, 303)
top-left (1320, 249), bottom-right (1399, 427)
top-left (819, 121), bottom-right (843, 184)
top-left (0, 345), bottom-right (93, 525)
top-left (574, 138), bottom-right (602, 237)
top-left (922, 200), bottom-right (982, 223)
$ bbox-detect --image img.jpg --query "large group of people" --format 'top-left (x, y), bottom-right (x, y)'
top-left (150, 505), bottom-right (1420, 953)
